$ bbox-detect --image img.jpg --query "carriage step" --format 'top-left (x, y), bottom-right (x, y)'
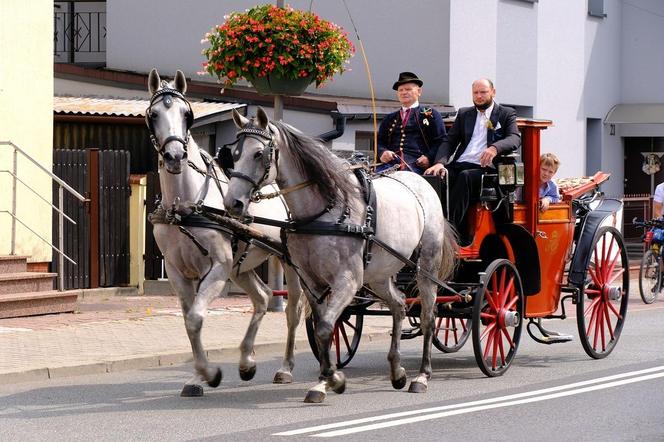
top-left (527, 319), bottom-right (574, 345)
top-left (399, 327), bottom-right (422, 340)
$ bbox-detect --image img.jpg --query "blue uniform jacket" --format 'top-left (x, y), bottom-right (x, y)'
top-left (377, 105), bottom-right (447, 174)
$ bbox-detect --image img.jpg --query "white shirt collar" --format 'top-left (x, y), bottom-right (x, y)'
top-left (477, 101), bottom-right (495, 119)
top-left (401, 101), bottom-right (420, 112)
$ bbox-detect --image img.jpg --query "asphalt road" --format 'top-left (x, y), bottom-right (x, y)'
top-left (1, 298), bottom-right (663, 441)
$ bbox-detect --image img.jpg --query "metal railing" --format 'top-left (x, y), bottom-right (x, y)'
top-left (0, 141), bottom-right (87, 291)
top-left (54, 10), bottom-right (106, 64)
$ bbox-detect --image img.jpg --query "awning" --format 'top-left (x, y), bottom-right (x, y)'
top-left (604, 103), bottom-right (664, 124)
top-left (54, 96), bottom-right (246, 127)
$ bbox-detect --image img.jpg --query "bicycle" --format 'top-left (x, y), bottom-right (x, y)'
top-left (634, 218), bottom-right (664, 304)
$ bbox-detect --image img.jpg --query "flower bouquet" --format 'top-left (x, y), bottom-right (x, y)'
top-left (201, 4), bottom-right (355, 95)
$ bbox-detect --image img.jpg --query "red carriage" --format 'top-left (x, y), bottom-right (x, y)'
top-left (306, 118), bottom-right (629, 376)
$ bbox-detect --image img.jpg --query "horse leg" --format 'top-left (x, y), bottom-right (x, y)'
top-left (370, 279), bottom-right (408, 390)
top-left (229, 269), bottom-right (270, 381)
top-left (272, 264), bottom-right (304, 384)
top-left (304, 279), bottom-right (357, 404)
top-left (408, 277), bottom-right (436, 393)
top-left (168, 261), bottom-right (226, 390)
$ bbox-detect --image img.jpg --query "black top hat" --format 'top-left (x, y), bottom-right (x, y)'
top-left (392, 72), bottom-right (423, 90)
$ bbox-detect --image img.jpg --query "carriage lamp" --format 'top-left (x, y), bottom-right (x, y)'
top-left (498, 162), bottom-right (524, 186)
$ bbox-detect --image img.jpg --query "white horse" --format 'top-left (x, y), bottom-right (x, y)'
top-left (146, 70), bottom-right (303, 396)
top-left (224, 108), bottom-right (457, 403)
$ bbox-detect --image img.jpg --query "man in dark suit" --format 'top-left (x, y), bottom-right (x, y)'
top-left (425, 78), bottom-right (521, 241)
top-left (377, 72), bottom-right (447, 174)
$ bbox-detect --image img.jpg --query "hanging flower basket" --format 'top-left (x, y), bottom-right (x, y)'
top-left (248, 72), bottom-right (312, 96)
top-left (201, 4), bottom-right (355, 96)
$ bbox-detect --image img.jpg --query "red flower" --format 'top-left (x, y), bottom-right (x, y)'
top-left (202, 4), bottom-right (354, 88)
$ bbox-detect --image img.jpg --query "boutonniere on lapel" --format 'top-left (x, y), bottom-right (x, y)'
top-left (420, 107), bottom-right (433, 126)
top-left (485, 119), bottom-right (494, 130)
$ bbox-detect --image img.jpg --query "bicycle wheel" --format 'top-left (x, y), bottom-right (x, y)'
top-left (639, 249), bottom-right (660, 304)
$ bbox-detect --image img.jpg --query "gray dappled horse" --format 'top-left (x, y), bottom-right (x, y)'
top-left (224, 107), bottom-right (457, 403)
top-left (146, 70), bottom-right (304, 396)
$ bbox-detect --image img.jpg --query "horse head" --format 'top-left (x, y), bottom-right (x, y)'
top-left (146, 69), bottom-right (194, 174)
top-left (224, 107), bottom-right (278, 217)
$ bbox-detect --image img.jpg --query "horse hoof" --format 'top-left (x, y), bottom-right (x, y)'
top-left (239, 365), bottom-right (256, 381)
top-left (304, 390), bottom-right (326, 403)
top-left (207, 368), bottom-right (223, 388)
top-left (391, 375), bottom-right (407, 390)
top-left (330, 372), bottom-right (346, 395)
top-left (273, 371), bottom-right (293, 384)
top-left (180, 384), bottom-right (204, 397)
top-left (408, 381), bottom-right (428, 394)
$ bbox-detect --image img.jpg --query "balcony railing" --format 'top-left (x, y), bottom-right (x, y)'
top-left (54, 10), bottom-right (106, 65)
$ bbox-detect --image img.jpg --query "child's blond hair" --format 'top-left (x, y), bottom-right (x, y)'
top-left (540, 153), bottom-right (560, 171)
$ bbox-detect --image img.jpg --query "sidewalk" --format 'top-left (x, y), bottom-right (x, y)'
top-left (0, 288), bottom-right (393, 384)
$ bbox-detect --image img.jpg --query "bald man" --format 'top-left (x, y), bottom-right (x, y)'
top-left (425, 79), bottom-right (521, 243)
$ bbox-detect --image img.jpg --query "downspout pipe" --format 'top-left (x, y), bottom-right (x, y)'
top-left (317, 111), bottom-right (347, 142)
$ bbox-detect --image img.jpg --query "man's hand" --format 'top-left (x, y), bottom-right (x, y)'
top-left (415, 155), bottom-right (430, 168)
top-left (380, 150), bottom-right (397, 163)
top-left (424, 163), bottom-right (446, 177)
top-left (479, 145), bottom-right (498, 167)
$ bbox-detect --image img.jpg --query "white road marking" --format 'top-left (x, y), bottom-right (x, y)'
top-left (274, 365), bottom-right (664, 437)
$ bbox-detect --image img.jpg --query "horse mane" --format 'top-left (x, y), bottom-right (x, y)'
top-left (271, 120), bottom-right (357, 206)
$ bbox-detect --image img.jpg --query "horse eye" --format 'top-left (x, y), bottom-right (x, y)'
top-left (253, 151), bottom-right (263, 160)
top-left (150, 111), bottom-right (158, 120)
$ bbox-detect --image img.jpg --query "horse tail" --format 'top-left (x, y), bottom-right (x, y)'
top-left (438, 218), bottom-right (459, 281)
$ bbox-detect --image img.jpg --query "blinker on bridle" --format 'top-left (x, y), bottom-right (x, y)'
top-left (229, 125), bottom-right (277, 201)
top-left (146, 86), bottom-right (194, 158)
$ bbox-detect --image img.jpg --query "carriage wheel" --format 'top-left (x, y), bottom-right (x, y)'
top-left (305, 311), bottom-right (363, 369)
top-left (576, 226), bottom-right (629, 359)
top-left (472, 259), bottom-right (524, 377)
top-left (433, 316), bottom-right (472, 353)
top-left (639, 249), bottom-right (661, 304)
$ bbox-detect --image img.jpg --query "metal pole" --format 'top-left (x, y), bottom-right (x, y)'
top-left (267, 0), bottom-right (286, 312)
top-left (11, 148), bottom-right (17, 255)
top-left (58, 186), bottom-right (65, 291)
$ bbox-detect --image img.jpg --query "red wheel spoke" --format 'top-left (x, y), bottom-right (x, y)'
top-left (583, 296), bottom-right (601, 317)
top-left (498, 333), bottom-right (506, 366)
top-left (480, 321), bottom-right (496, 343)
top-left (605, 266), bottom-right (625, 286)
top-left (498, 269), bottom-right (507, 306)
top-left (588, 267), bottom-right (601, 287)
top-left (501, 327), bottom-right (515, 348)
top-left (484, 287), bottom-right (498, 312)
top-left (505, 295), bottom-right (518, 311)
top-left (606, 295), bottom-right (623, 319)
top-left (483, 329), bottom-right (495, 360)
top-left (451, 318), bottom-right (459, 343)
top-left (603, 302), bottom-right (616, 340)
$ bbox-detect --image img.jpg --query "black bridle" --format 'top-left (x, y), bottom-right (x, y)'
top-left (226, 125), bottom-right (277, 201)
top-left (145, 86), bottom-right (194, 158)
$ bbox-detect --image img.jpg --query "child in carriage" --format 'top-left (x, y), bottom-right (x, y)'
top-left (539, 152), bottom-right (560, 212)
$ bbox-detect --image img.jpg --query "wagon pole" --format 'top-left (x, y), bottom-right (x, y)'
top-left (266, 0), bottom-right (286, 312)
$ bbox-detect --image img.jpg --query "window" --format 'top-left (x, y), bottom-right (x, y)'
top-left (354, 131), bottom-right (376, 159)
top-left (588, 0), bottom-right (607, 18)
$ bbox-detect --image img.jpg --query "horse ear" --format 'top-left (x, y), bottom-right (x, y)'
top-left (256, 106), bottom-right (270, 129)
top-left (233, 109), bottom-right (250, 128)
top-left (174, 70), bottom-right (187, 95)
top-left (148, 69), bottom-right (160, 95)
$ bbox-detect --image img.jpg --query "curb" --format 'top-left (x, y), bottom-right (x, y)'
top-left (0, 332), bottom-right (392, 385)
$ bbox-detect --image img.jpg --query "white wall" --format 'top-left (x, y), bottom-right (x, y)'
top-left (0, 0), bottom-right (54, 261)
top-left (107, 0), bottom-right (451, 103)
top-left (621, 0), bottom-right (664, 103)
top-left (535, 0), bottom-right (586, 184)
